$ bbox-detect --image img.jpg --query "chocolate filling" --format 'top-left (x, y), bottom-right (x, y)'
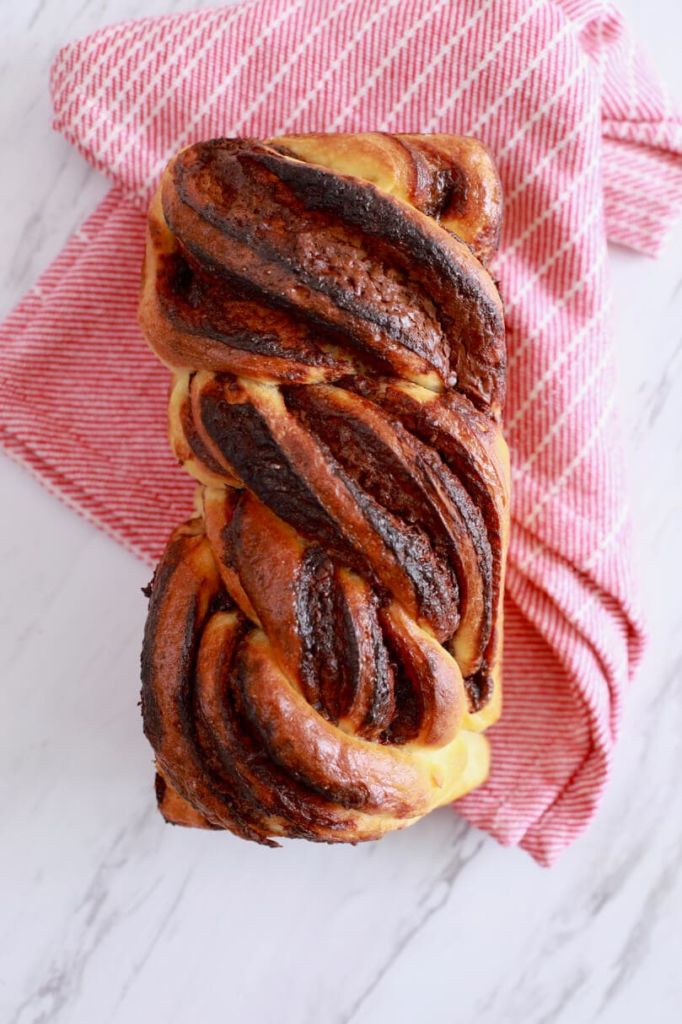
top-left (163, 140), bottom-right (505, 406)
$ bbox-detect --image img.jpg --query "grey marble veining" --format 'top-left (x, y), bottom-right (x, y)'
top-left (1, 1), bottom-right (682, 1021)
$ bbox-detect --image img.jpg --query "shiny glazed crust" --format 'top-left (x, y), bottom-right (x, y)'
top-left (139, 133), bottom-right (510, 844)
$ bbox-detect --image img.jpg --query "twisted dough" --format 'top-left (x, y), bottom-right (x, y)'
top-left (139, 133), bottom-right (510, 844)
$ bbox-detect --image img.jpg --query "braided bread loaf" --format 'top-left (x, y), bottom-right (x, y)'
top-left (139, 133), bottom-right (510, 844)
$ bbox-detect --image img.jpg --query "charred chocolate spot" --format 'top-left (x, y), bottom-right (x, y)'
top-left (295, 546), bottom-right (338, 714)
top-left (417, 445), bottom-right (494, 657)
top-left (154, 770), bottom-right (167, 806)
top-left (347, 485), bottom-right (457, 638)
top-left (199, 392), bottom-right (348, 556)
top-left (464, 670), bottom-right (494, 714)
top-left (178, 385), bottom-right (226, 477)
top-left (208, 589), bottom-right (236, 615)
top-left (140, 533), bottom-right (188, 747)
top-left (380, 627), bottom-right (424, 746)
top-left (430, 165), bottom-right (469, 221)
top-left (349, 597), bottom-right (395, 738)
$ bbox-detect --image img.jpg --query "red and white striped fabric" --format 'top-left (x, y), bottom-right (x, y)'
top-left (2, 0), bottom-right (681, 864)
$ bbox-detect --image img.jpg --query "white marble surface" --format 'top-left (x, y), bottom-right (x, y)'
top-left (2, 1), bottom-right (682, 1021)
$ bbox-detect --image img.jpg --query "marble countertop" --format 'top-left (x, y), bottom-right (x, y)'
top-left (2, 1), bottom-right (681, 1021)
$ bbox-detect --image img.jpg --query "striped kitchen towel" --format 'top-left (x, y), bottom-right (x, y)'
top-left (2, 0), bottom-right (681, 865)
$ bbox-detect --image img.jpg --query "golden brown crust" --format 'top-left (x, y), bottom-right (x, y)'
top-left (139, 133), bottom-right (509, 844)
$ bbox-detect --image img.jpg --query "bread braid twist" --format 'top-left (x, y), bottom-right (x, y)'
top-left (139, 134), bottom-right (510, 844)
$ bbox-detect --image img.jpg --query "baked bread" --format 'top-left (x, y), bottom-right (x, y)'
top-left (139, 133), bottom-right (510, 844)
